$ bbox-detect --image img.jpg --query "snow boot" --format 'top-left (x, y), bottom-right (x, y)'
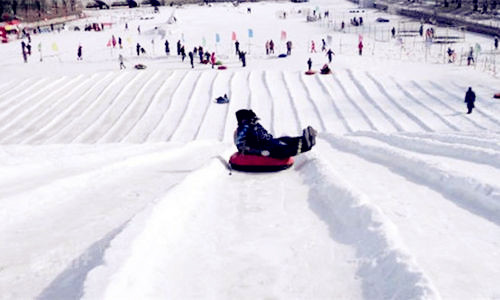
top-left (302, 126), bottom-right (317, 151)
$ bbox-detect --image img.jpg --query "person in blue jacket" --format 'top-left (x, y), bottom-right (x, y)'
top-left (234, 109), bottom-right (317, 159)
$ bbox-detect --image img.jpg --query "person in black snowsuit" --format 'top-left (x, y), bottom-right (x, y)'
top-left (198, 46), bottom-right (204, 62)
top-left (176, 40), bottom-right (181, 55)
top-left (239, 51), bottom-right (246, 67)
top-left (326, 48), bottom-right (334, 63)
top-left (165, 40), bottom-right (170, 55)
top-left (234, 109), bottom-right (317, 159)
top-left (307, 57), bottom-right (312, 71)
top-left (464, 87), bottom-right (476, 114)
top-left (188, 51), bottom-right (194, 68)
top-left (235, 40), bottom-right (240, 55)
top-left (180, 45), bottom-right (186, 61)
top-left (136, 43), bottom-right (141, 56)
top-left (286, 40), bottom-right (292, 55)
top-left (77, 45), bottom-right (82, 60)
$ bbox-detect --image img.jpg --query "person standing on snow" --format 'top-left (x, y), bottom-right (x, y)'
top-left (286, 40), bottom-right (292, 55)
top-left (310, 40), bottom-right (316, 53)
top-left (188, 51), bottom-right (194, 68)
top-left (326, 48), bottom-right (335, 63)
top-left (464, 87), bottom-right (476, 114)
top-left (119, 53), bottom-right (126, 69)
top-left (77, 44), bottom-right (82, 60)
top-left (358, 41), bottom-right (363, 56)
top-left (165, 40), bottom-right (170, 55)
top-left (234, 109), bottom-right (317, 159)
top-left (235, 40), bottom-right (240, 55)
top-left (210, 52), bottom-right (216, 68)
top-left (136, 43), bottom-right (141, 56)
top-left (307, 57), bottom-right (312, 71)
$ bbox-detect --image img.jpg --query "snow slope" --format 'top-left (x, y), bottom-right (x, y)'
top-left (1, 0), bottom-right (500, 299)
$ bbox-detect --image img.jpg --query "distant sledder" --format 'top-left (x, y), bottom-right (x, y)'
top-left (215, 94), bottom-right (230, 104)
top-left (229, 109), bottom-right (317, 172)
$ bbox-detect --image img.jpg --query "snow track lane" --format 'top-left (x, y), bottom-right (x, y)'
top-left (2, 75), bottom-right (91, 144)
top-left (81, 156), bottom-right (364, 299)
top-left (319, 135), bottom-right (500, 299)
top-left (315, 75), bottom-right (352, 133)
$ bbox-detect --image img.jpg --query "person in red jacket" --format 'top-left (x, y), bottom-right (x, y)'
top-left (210, 52), bottom-right (216, 68)
top-left (358, 41), bottom-right (363, 56)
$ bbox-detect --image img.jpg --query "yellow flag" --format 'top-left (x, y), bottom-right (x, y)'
top-left (52, 42), bottom-right (59, 52)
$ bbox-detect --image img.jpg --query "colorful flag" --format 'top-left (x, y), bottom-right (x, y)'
top-left (106, 39), bottom-right (112, 47)
top-left (202, 36), bottom-right (206, 47)
top-left (248, 28), bottom-right (253, 38)
top-left (51, 42), bottom-right (59, 52)
top-left (231, 31), bottom-right (237, 41)
top-left (215, 33), bottom-right (220, 43)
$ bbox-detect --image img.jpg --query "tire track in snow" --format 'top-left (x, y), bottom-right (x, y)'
top-left (98, 71), bottom-right (165, 143)
top-left (165, 72), bottom-right (203, 141)
top-left (332, 73), bottom-right (377, 131)
top-left (392, 78), bottom-right (459, 131)
top-left (258, 70), bottom-right (275, 134)
top-left (398, 131), bottom-right (500, 151)
top-left (264, 71), bottom-right (300, 135)
top-left (0, 77), bottom-right (71, 141)
top-left (193, 72), bottom-right (218, 141)
top-left (365, 73), bottom-right (432, 132)
top-left (72, 72), bottom-right (147, 143)
top-left (346, 70), bottom-right (403, 132)
top-left (349, 131), bottom-right (500, 169)
top-left (280, 72), bottom-right (303, 131)
top-left (315, 75), bottom-right (352, 133)
top-left (123, 71), bottom-right (180, 143)
top-left (297, 73), bottom-right (327, 131)
top-left (0, 77), bottom-right (44, 109)
top-left (3, 75), bottom-right (93, 144)
top-left (37, 73), bottom-right (116, 144)
top-left (170, 71), bottom-right (216, 142)
top-left (410, 80), bottom-right (486, 130)
top-left (145, 71), bottom-right (191, 142)
top-left (323, 133), bottom-right (500, 225)
top-left (427, 81), bottom-right (500, 129)
top-left (51, 72), bottom-right (131, 144)
top-left (117, 72), bottom-right (173, 143)
top-left (300, 150), bottom-right (439, 299)
top-left (219, 72), bottom-right (236, 142)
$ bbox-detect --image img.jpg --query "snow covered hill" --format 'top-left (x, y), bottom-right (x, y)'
top-left (1, 0), bottom-right (500, 299)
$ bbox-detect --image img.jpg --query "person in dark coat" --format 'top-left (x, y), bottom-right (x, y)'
top-left (307, 57), bottom-right (312, 71)
top-left (326, 48), bottom-right (334, 63)
top-left (235, 40), bottom-right (240, 55)
top-left (239, 51), bottom-right (246, 67)
top-left (165, 40), bottom-right (170, 55)
top-left (188, 51), bottom-right (194, 68)
top-left (234, 109), bottom-right (317, 159)
top-left (77, 45), bottom-right (82, 60)
top-left (465, 87), bottom-right (476, 114)
top-left (136, 43), bottom-right (141, 56)
top-left (176, 40), bottom-right (181, 55)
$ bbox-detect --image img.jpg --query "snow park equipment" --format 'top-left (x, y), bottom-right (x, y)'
top-left (305, 70), bottom-right (316, 75)
top-left (494, 93), bottom-right (500, 99)
top-left (134, 64), bottom-right (147, 69)
top-left (229, 152), bottom-right (294, 172)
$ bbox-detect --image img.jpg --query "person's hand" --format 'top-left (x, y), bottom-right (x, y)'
top-left (261, 150), bottom-right (270, 156)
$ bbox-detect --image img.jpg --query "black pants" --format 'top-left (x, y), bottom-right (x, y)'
top-left (266, 136), bottom-right (311, 159)
top-left (467, 104), bottom-right (474, 114)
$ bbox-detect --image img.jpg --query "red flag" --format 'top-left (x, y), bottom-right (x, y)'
top-left (281, 30), bottom-right (287, 41)
top-left (231, 32), bottom-right (237, 41)
top-left (106, 39), bottom-right (112, 47)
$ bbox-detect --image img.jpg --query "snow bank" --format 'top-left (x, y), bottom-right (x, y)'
top-left (323, 133), bottom-right (500, 222)
top-left (350, 131), bottom-right (500, 169)
top-left (296, 153), bottom-right (439, 299)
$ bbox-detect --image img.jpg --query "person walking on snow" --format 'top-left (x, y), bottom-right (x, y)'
top-left (77, 45), bottom-right (82, 60)
top-left (188, 51), bottom-right (194, 68)
top-left (464, 87), bottom-right (476, 114)
top-left (358, 41), bottom-right (363, 56)
top-left (234, 109), bottom-right (317, 159)
top-left (165, 39), bottom-right (170, 55)
top-left (235, 40), bottom-right (240, 55)
top-left (326, 48), bottom-right (335, 63)
top-left (311, 40), bottom-right (316, 53)
top-left (211, 52), bottom-right (216, 68)
top-left (119, 54), bottom-right (126, 69)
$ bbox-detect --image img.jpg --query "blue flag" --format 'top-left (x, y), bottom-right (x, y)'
top-left (248, 28), bottom-right (253, 38)
top-left (215, 33), bottom-right (220, 43)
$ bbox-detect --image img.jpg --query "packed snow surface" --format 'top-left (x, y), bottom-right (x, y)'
top-left (1, 0), bottom-right (500, 299)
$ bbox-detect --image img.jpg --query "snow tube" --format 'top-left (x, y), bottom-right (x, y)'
top-left (218, 65), bottom-right (227, 70)
top-left (320, 69), bottom-right (332, 75)
top-left (494, 93), bottom-right (500, 99)
top-left (229, 152), bottom-right (294, 172)
top-left (278, 53), bottom-right (287, 58)
top-left (305, 70), bottom-right (316, 75)
top-left (134, 64), bottom-right (147, 70)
